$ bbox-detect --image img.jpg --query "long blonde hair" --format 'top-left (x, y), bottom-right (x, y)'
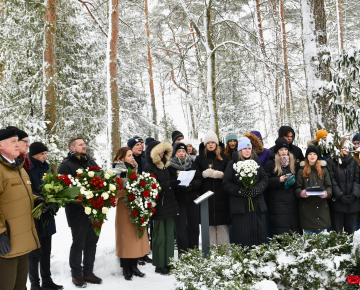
top-left (274, 152), bottom-right (296, 176)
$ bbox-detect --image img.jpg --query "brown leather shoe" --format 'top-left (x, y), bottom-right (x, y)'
top-left (72, 277), bottom-right (87, 288)
top-left (83, 273), bottom-right (103, 284)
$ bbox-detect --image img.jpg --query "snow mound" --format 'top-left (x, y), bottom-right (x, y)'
top-left (253, 279), bottom-right (278, 290)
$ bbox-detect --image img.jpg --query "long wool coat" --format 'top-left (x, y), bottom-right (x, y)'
top-left (113, 161), bottom-right (150, 258)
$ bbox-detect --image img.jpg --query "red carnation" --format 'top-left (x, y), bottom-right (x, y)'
top-left (89, 166), bottom-right (101, 171)
top-left (93, 221), bottom-right (97, 226)
top-left (131, 210), bottom-right (138, 216)
top-left (139, 227), bottom-right (143, 232)
top-left (115, 177), bottom-right (123, 189)
top-left (151, 174), bottom-right (156, 179)
top-left (129, 195), bottom-right (135, 201)
top-left (156, 195), bottom-right (159, 199)
top-left (143, 191), bottom-right (150, 197)
top-left (139, 181), bottom-right (146, 187)
top-left (347, 275), bottom-right (360, 285)
top-left (140, 218), bottom-right (145, 223)
top-left (130, 174), bottom-right (137, 180)
top-left (151, 184), bottom-right (157, 189)
top-left (151, 208), bottom-right (156, 214)
top-left (147, 202), bottom-right (152, 208)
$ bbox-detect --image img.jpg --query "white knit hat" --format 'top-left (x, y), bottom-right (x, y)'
top-left (181, 139), bottom-right (192, 146)
top-left (203, 130), bottom-right (219, 145)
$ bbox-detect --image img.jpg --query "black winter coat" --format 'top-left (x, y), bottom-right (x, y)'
top-left (133, 154), bottom-right (147, 174)
top-left (326, 155), bottom-right (360, 213)
top-left (57, 152), bottom-right (98, 227)
top-left (168, 158), bottom-right (202, 203)
top-left (270, 126), bottom-right (305, 162)
top-left (143, 141), bottom-right (179, 220)
top-left (264, 155), bottom-right (301, 237)
top-left (195, 143), bottom-right (230, 226)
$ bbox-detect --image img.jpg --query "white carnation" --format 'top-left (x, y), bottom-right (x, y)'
top-left (86, 191), bottom-right (94, 199)
top-left (104, 173), bottom-right (111, 179)
top-left (102, 192), bottom-right (109, 200)
top-left (88, 171), bottom-right (95, 178)
top-left (92, 209), bottom-right (97, 215)
top-left (84, 207), bottom-right (91, 215)
top-left (76, 168), bottom-right (83, 175)
top-left (106, 169), bottom-right (113, 174)
top-left (109, 184), bottom-right (116, 191)
top-left (102, 207), bottom-right (109, 214)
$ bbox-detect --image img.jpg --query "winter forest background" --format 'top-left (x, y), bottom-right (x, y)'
top-left (1, 0), bottom-right (360, 167)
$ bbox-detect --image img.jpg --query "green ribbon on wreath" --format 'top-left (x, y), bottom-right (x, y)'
top-left (248, 197), bottom-right (254, 212)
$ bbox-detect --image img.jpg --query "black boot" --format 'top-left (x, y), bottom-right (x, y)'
top-left (123, 268), bottom-right (133, 281)
top-left (155, 266), bottom-right (170, 275)
top-left (131, 266), bottom-right (145, 277)
top-left (42, 279), bottom-right (64, 290)
top-left (30, 285), bottom-right (42, 290)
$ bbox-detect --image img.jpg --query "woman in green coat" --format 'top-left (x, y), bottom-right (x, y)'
top-left (295, 146), bottom-right (332, 234)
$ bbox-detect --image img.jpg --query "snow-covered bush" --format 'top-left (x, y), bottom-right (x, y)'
top-left (171, 231), bottom-right (358, 289)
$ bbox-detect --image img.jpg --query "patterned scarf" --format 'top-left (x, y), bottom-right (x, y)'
top-left (19, 154), bottom-right (31, 170)
top-left (170, 156), bottom-right (192, 171)
top-left (280, 155), bottom-right (290, 168)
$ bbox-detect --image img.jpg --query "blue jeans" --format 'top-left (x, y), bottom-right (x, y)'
top-left (303, 229), bottom-right (325, 235)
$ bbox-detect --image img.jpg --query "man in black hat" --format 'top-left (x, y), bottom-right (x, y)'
top-left (172, 131), bottom-right (184, 145)
top-left (127, 137), bottom-right (147, 174)
top-left (57, 137), bottom-right (102, 287)
top-left (0, 129), bottom-right (40, 290)
top-left (28, 142), bottom-right (63, 290)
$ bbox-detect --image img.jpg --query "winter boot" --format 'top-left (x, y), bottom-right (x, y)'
top-left (139, 254), bottom-right (152, 263)
top-left (83, 273), bottom-right (103, 284)
top-left (42, 279), bottom-right (63, 290)
top-left (72, 277), bottom-right (87, 288)
top-left (131, 266), bottom-right (145, 277)
top-left (30, 285), bottom-right (42, 290)
top-left (155, 266), bottom-right (170, 275)
top-left (123, 268), bottom-right (133, 281)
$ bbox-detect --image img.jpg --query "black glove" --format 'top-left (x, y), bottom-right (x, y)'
top-left (170, 180), bottom-right (181, 188)
top-left (35, 197), bottom-right (44, 206)
top-left (181, 182), bottom-right (193, 192)
top-left (348, 195), bottom-right (356, 203)
top-left (339, 195), bottom-right (351, 205)
top-left (0, 232), bottom-right (11, 256)
top-left (239, 188), bottom-right (260, 198)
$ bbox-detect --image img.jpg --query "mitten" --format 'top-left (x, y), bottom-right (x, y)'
top-left (170, 180), bottom-right (181, 188)
top-left (212, 170), bottom-right (224, 179)
top-left (284, 175), bottom-right (295, 189)
top-left (202, 169), bottom-right (214, 178)
top-left (348, 195), bottom-right (356, 203)
top-left (339, 195), bottom-right (351, 205)
top-left (0, 232), bottom-right (11, 256)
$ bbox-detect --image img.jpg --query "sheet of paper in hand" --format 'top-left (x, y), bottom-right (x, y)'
top-left (177, 170), bottom-right (196, 186)
top-left (306, 186), bottom-right (325, 196)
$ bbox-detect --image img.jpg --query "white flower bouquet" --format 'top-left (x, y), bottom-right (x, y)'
top-left (233, 159), bottom-right (260, 188)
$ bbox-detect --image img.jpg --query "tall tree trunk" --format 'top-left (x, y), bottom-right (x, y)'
top-left (336, 0), bottom-right (344, 54)
top-left (44, 0), bottom-right (57, 134)
top-left (144, 0), bottom-right (158, 139)
top-left (107, 0), bottom-right (120, 163)
top-left (301, 0), bottom-right (334, 134)
top-left (280, 0), bottom-right (291, 122)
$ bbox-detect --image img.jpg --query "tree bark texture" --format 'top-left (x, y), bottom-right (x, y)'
top-left (144, 0), bottom-right (158, 140)
top-left (44, 0), bottom-right (57, 134)
top-left (336, 0), bottom-right (344, 53)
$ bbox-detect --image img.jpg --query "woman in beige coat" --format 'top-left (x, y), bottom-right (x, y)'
top-left (112, 147), bottom-right (151, 281)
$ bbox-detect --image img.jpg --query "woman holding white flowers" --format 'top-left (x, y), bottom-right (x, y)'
top-left (223, 137), bottom-right (268, 247)
top-left (195, 130), bottom-right (230, 246)
top-left (112, 147), bottom-right (149, 280)
top-left (264, 137), bottom-right (301, 237)
top-left (143, 141), bottom-right (179, 276)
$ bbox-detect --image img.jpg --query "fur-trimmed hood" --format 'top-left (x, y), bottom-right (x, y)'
top-left (299, 160), bottom-right (327, 167)
top-left (146, 141), bottom-right (173, 170)
top-left (242, 132), bottom-right (264, 154)
top-left (307, 139), bottom-right (318, 147)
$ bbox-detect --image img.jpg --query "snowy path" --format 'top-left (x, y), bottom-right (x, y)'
top-left (27, 208), bottom-right (178, 290)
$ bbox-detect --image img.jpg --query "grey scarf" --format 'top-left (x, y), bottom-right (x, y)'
top-left (170, 156), bottom-right (192, 171)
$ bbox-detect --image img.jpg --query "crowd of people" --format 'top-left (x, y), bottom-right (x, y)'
top-left (1, 125), bottom-right (360, 290)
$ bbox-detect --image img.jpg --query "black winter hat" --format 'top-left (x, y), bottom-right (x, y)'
top-left (29, 142), bottom-right (48, 157)
top-left (172, 142), bottom-right (187, 157)
top-left (274, 137), bottom-right (289, 153)
top-left (145, 141), bottom-right (161, 158)
top-left (127, 137), bottom-right (142, 149)
top-left (172, 130), bottom-right (184, 144)
top-left (305, 146), bottom-right (320, 159)
top-left (145, 137), bottom-right (155, 147)
top-left (133, 136), bottom-right (143, 142)
top-left (6, 126), bottom-right (28, 140)
top-left (0, 129), bottom-right (17, 141)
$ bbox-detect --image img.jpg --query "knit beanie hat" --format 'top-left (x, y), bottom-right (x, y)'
top-left (127, 137), bottom-right (142, 149)
top-left (6, 126), bottom-right (28, 140)
top-left (352, 133), bottom-right (360, 142)
top-left (0, 129), bottom-right (17, 141)
top-left (274, 137), bottom-right (289, 153)
top-left (181, 139), bottom-right (192, 146)
top-left (203, 130), bottom-right (219, 145)
top-left (172, 130), bottom-right (184, 144)
top-left (237, 137), bottom-right (252, 151)
top-left (172, 142), bottom-right (187, 157)
top-left (29, 142), bottom-right (48, 157)
top-left (316, 130), bottom-right (328, 143)
top-left (225, 128), bottom-right (238, 144)
top-left (145, 137), bottom-right (155, 147)
top-left (305, 146), bottom-right (320, 159)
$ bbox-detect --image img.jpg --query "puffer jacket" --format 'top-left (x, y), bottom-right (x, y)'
top-left (195, 142), bottom-right (230, 226)
top-left (295, 160), bottom-right (332, 230)
top-left (264, 154), bottom-right (301, 237)
top-left (143, 141), bottom-right (179, 220)
top-left (326, 155), bottom-right (360, 213)
top-left (0, 156), bottom-right (40, 258)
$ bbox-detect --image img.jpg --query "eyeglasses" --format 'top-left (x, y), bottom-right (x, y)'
top-left (20, 140), bottom-right (30, 144)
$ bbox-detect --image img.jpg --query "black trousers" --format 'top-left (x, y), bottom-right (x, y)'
top-left (120, 258), bottom-right (138, 270)
top-left (0, 253), bottom-right (29, 290)
top-left (330, 211), bottom-right (357, 234)
top-left (29, 236), bottom-right (52, 285)
top-left (175, 199), bottom-right (200, 255)
top-left (69, 221), bottom-right (99, 278)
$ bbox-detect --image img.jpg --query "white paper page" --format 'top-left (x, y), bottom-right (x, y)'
top-left (177, 170), bottom-right (196, 186)
top-left (306, 191), bottom-right (324, 196)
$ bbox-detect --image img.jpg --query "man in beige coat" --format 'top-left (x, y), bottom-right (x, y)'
top-left (0, 128), bottom-right (40, 290)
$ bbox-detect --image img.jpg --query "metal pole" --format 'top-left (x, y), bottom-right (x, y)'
top-left (201, 199), bottom-right (210, 258)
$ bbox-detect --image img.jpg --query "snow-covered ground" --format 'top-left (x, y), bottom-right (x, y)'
top-left (26, 208), bottom-right (177, 289)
